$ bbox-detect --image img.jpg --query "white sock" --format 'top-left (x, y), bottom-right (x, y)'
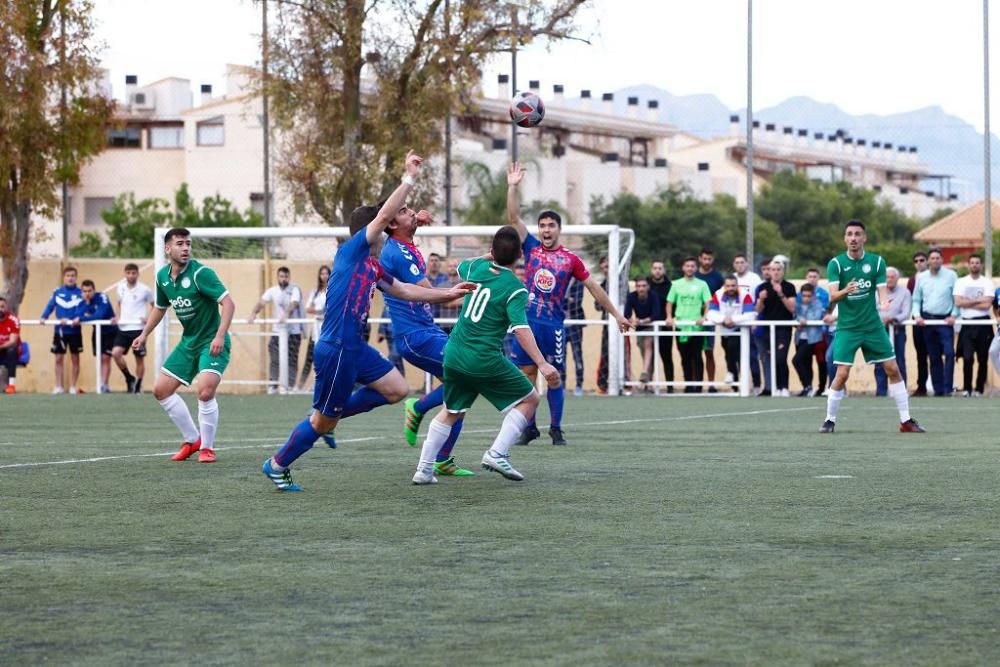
top-left (490, 409), bottom-right (530, 458)
top-left (198, 398), bottom-right (219, 450)
top-left (8, 377), bottom-right (14, 387)
top-left (888, 381), bottom-right (911, 423)
top-left (825, 388), bottom-right (846, 423)
top-left (158, 394), bottom-right (200, 443)
top-left (418, 419), bottom-right (452, 473)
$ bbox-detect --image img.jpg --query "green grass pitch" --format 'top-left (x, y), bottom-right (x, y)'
top-left (2, 394), bottom-right (999, 665)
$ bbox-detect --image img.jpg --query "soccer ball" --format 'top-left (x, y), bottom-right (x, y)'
top-left (509, 91), bottom-right (545, 128)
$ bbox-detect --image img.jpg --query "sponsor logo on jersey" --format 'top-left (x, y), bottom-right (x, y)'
top-left (181, 277), bottom-right (191, 288)
top-left (533, 268), bottom-right (556, 293)
top-left (409, 263), bottom-right (420, 276)
top-left (862, 264), bottom-right (871, 274)
top-left (170, 296), bottom-right (193, 309)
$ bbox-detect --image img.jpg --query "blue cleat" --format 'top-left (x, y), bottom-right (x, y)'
top-left (262, 458), bottom-right (302, 492)
top-left (321, 433), bottom-right (336, 449)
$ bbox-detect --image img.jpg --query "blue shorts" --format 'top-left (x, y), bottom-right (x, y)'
top-left (511, 320), bottom-right (565, 370)
top-left (397, 328), bottom-right (447, 378)
top-left (312, 340), bottom-right (395, 418)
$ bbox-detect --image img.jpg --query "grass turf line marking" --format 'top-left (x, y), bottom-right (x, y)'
top-left (0, 437), bottom-right (379, 469)
top-left (0, 407), bottom-right (818, 470)
top-left (815, 475), bottom-right (855, 479)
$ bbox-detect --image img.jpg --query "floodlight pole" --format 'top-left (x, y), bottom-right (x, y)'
top-left (263, 0), bottom-right (272, 227)
top-left (510, 4), bottom-right (519, 162)
top-left (745, 0), bottom-right (754, 262)
top-left (985, 0), bottom-right (992, 276)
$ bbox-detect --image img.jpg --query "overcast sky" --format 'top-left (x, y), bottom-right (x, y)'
top-left (93, 0), bottom-right (998, 131)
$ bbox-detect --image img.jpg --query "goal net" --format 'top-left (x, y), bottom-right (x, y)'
top-left (151, 224), bottom-right (635, 395)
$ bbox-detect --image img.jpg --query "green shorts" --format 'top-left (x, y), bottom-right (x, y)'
top-left (161, 335), bottom-right (231, 385)
top-left (443, 355), bottom-right (535, 413)
top-left (832, 326), bottom-right (895, 366)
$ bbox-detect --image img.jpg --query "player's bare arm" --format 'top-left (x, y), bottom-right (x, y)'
top-left (513, 327), bottom-right (560, 387)
top-left (384, 280), bottom-right (476, 304)
top-left (211, 295), bottom-right (236, 356)
top-left (132, 306), bottom-right (168, 350)
top-left (583, 275), bottom-right (632, 333)
top-left (506, 162), bottom-right (529, 241)
top-left (366, 150), bottom-right (423, 245)
top-left (829, 279), bottom-right (859, 304)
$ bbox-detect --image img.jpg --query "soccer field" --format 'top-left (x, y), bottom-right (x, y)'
top-left (2, 394), bottom-right (998, 665)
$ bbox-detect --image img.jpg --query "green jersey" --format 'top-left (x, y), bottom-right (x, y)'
top-left (667, 278), bottom-right (711, 332)
top-left (155, 259), bottom-right (230, 344)
top-left (444, 258), bottom-right (529, 371)
top-left (827, 250), bottom-right (886, 331)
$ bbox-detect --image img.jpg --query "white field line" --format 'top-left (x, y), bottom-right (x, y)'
top-left (0, 437), bottom-right (379, 469)
top-left (0, 407), bottom-right (819, 470)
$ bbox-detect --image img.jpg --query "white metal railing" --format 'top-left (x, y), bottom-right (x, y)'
top-left (620, 318), bottom-right (995, 397)
top-left (18, 317), bottom-right (991, 395)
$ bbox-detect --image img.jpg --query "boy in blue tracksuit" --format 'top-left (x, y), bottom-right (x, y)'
top-left (80, 279), bottom-right (119, 393)
top-left (40, 266), bottom-right (85, 394)
top-left (792, 283), bottom-right (827, 396)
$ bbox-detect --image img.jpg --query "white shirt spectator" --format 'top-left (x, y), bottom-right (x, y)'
top-left (261, 284), bottom-right (304, 335)
top-left (116, 280), bottom-right (154, 332)
top-left (305, 287), bottom-right (326, 342)
top-left (953, 275), bottom-right (994, 318)
top-left (735, 270), bottom-right (762, 303)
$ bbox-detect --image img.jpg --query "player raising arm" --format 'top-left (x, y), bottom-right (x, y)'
top-left (506, 161), bottom-right (631, 446)
top-left (132, 227), bottom-right (236, 463)
top-left (412, 226), bottom-right (560, 485)
top-left (819, 220), bottom-right (924, 434)
top-left (261, 151), bottom-right (475, 492)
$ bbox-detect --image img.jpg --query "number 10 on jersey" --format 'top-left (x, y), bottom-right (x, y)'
top-left (462, 287), bottom-right (491, 322)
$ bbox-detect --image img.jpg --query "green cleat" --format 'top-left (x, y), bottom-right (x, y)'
top-left (403, 397), bottom-right (424, 447)
top-left (434, 456), bottom-right (476, 477)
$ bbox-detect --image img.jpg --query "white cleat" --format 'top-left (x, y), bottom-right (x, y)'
top-left (52, 387), bottom-right (65, 395)
top-left (411, 469), bottom-right (438, 485)
top-left (481, 450), bottom-right (524, 481)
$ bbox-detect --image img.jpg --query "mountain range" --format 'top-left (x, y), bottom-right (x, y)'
top-left (566, 84), bottom-right (999, 203)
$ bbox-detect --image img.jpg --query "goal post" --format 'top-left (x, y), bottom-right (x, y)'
top-left (152, 224), bottom-right (635, 395)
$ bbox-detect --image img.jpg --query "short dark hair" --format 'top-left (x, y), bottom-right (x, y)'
top-left (844, 219), bottom-right (866, 231)
top-left (800, 283), bottom-right (815, 294)
top-left (969, 253), bottom-right (983, 262)
top-left (492, 225), bottom-right (522, 266)
top-left (913, 251), bottom-right (928, 261)
top-left (124, 263), bottom-right (139, 272)
top-left (537, 210), bottom-right (562, 227)
top-left (806, 267), bottom-right (820, 275)
top-left (81, 279), bottom-right (96, 289)
top-left (733, 253), bottom-right (746, 261)
top-left (349, 205), bottom-right (379, 237)
top-left (928, 247), bottom-right (943, 258)
top-left (682, 256), bottom-right (697, 266)
top-left (164, 227), bottom-right (190, 243)
top-left (277, 266), bottom-right (290, 275)
top-left (63, 266), bottom-right (77, 275)
top-left (635, 277), bottom-right (649, 285)
top-left (724, 273), bottom-right (739, 282)
top-left (429, 252), bottom-right (442, 260)
top-left (699, 247), bottom-right (714, 256)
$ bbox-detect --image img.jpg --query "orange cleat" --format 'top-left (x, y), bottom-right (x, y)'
top-left (197, 448), bottom-right (216, 463)
top-left (171, 437), bottom-right (202, 461)
top-left (4, 385), bottom-right (14, 394)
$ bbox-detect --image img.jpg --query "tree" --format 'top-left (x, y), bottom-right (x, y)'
top-left (588, 186), bottom-right (785, 278)
top-left (0, 0), bottom-right (113, 312)
top-left (263, 0), bottom-right (588, 226)
top-left (70, 184), bottom-right (264, 258)
top-left (754, 170), bottom-right (922, 273)
top-left (456, 160), bottom-right (564, 227)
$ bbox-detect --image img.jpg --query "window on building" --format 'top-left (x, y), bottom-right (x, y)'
top-left (197, 116), bottom-right (225, 146)
top-left (84, 197), bottom-right (115, 227)
top-left (149, 126), bottom-right (184, 149)
top-left (107, 127), bottom-right (141, 148)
